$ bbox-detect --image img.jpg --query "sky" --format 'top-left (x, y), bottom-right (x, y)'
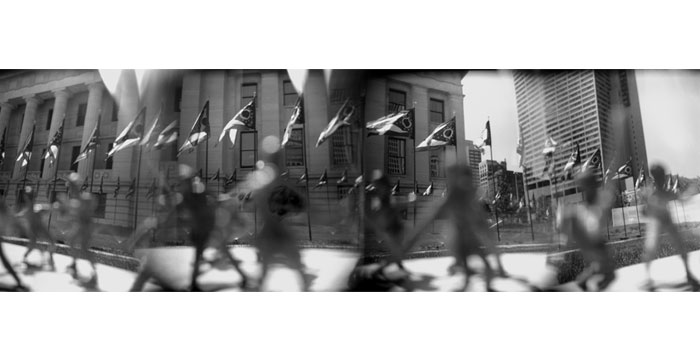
top-left (462, 70), bottom-right (700, 178)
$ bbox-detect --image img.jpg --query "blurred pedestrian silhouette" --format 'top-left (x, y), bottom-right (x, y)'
top-left (556, 169), bottom-right (616, 291)
top-left (18, 186), bottom-right (56, 271)
top-left (249, 136), bottom-right (311, 291)
top-left (59, 173), bottom-right (99, 289)
top-left (405, 164), bottom-right (506, 291)
top-left (0, 199), bottom-right (28, 291)
top-left (639, 164), bottom-right (699, 291)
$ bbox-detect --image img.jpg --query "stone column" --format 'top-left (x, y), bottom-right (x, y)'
top-left (42, 89), bottom-right (70, 179)
top-left (260, 72), bottom-right (281, 161)
top-left (0, 102), bottom-right (15, 134)
top-left (14, 96), bottom-right (42, 179)
top-left (411, 85), bottom-right (429, 184)
top-left (77, 82), bottom-right (105, 179)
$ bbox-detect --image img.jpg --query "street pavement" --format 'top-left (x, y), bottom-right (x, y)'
top-left (2, 241), bottom-right (700, 291)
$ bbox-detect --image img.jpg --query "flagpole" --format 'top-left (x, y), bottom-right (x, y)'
top-left (301, 127), bottom-right (313, 243)
top-left (522, 167), bottom-right (536, 243)
top-left (358, 91), bottom-right (367, 256)
top-left (46, 118), bottom-right (64, 231)
top-left (488, 136), bottom-right (501, 242)
top-left (132, 144), bottom-right (144, 230)
top-left (632, 175), bottom-right (642, 238)
top-left (617, 176), bottom-right (628, 238)
top-left (89, 146), bottom-right (96, 193)
top-left (411, 107), bottom-right (418, 227)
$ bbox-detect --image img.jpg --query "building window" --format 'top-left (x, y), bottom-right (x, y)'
top-left (337, 184), bottom-right (352, 200)
top-left (112, 101), bottom-right (119, 122)
top-left (240, 131), bottom-right (257, 168)
top-left (331, 127), bottom-right (354, 167)
top-left (283, 81), bottom-right (298, 107)
top-left (70, 146), bottom-right (80, 172)
top-left (46, 108), bottom-right (53, 130)
top-left (387, 137), bottom-right (406, 175)
top-left (388, 89), bottom-right (406, 113)
top-left (93, 193), bottom-right (107, 218)
top-left (16, 186), bottom-right (26, 209)
top-left (105, 143), bottom-right (114, 170)
top-left (285, 128), bottom-right (304, 167)
top-left (429, 98), bottom-right (444, 125)
top-left (241, 83), bottom-right (257, 106)
top-left (174, 86), bottom-right (182, 112)
top-left (430, 155), bottom-right (441, 178)
top-left (76, 103), bottom-right (87, 127)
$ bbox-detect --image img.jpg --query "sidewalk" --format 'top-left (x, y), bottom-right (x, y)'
top-left (2, 239), bottom-right (699, 291)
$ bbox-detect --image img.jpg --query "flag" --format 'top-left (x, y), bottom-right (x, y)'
top-left (542, 136), bottom-right (558, 155)
top-left (281, 96), bottom-right (304, 148)
top-left (178, 101), bottom-right (210, 156)
top-left (210, 169), bottom-right (220, 182)
top-left (391, 179), bottom-right (400, 196)
top-left (479, 121), bottom-right (491, 147)
top-left (98, 175), bottom-right (105, 195)
top-left (316, 98), bottom-right (355, 147)
top-left (220, 96), bottom-right (256, 147)
top-left (16, 125), bottom-right (35, 168)
top-left (366, 108), bottom-right (414, 138)
top-left (314, 169), bottom-right (328, 189)
top-left (582, 148), bottom-right (602, 170)
top-left (145, 178), bottom-right (156, 200)
top-left (635, 167), bottom-right (645, 190)
top-left (125, 178), bottom-right (136, 199)
top-left (416, 118), bottom-right (456, 151)
top-left (153, 120), bottom-right (178, 149)
top-left (0, 128), bottom-right (6, 167)
top-left (541, 136), bottom-right (558, 178)
top-left (562, 142), bottom-right (581, 180)
top-left (113, 177), bottom-right (120, 198)
top-left (74, 121), bottom-right (98, 164)
top-left (672, 175), bottom-right (680, 194)
top-left (298, 170), bottom-right (308, 184)
top-left (516, 131), bottom-right (524, 168)
top-left (337, 168), bottom-right (348, 184)
top-left (615, 159), bottom-right (633, 179)
top-left (107, 106), bottom-right (146, 159)
top-left (422, 182), bottom-right (434, 196)
top-left (224, 170), bottom-right (237, 189)
top-left (44, 118), bottom-right (64, 167)
top-left (140, 104), bottom-right (163, 147)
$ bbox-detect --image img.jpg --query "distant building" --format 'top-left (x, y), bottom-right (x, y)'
top-left (464, 139), bottom-right (482, 189)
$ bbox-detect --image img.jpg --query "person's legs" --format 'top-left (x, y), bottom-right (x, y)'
top-left (190, 240), bottom-right (205, 291)
top-left (217, 242), bottom-right (248, 289)
top-left (642, 220), bottom-right (660, 290)
top-left (0, 243), bottom-right (26, 289)
top-left (664, 222), bottom-right (699, 287)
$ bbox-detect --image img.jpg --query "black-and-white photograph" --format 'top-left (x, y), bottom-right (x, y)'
top-left (2, 2), bottom-right (699, 359)
top-left (0, 69), bottom-right (698, 292)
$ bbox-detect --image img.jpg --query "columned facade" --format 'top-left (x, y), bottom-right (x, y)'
top-left (0, 70), bottom-right (468, 244)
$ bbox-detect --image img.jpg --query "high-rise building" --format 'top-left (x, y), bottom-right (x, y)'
top-left (478, 159), bottom-right (505, 200)
top-left (464, 139), bottom-right (481, 189)
top-left (513, 70), bottom-right (648, 203)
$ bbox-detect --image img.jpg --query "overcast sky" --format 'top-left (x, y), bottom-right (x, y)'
top-left (462, 70), bottom-right (700, 178)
